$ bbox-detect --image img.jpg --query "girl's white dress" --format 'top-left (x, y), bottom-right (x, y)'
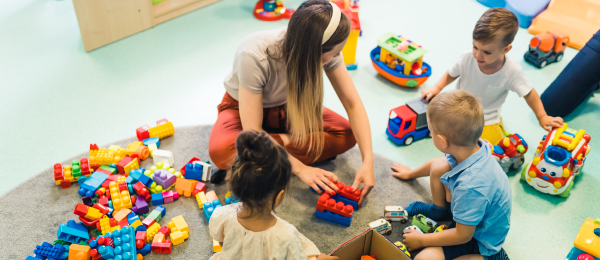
top-left (209, 203), bottom-right (320, 260)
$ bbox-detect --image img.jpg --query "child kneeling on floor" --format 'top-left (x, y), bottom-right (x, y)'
top-left (402, 90), bottom-right (511, 260)
top-left (209, 130), bottom-right (338, 260)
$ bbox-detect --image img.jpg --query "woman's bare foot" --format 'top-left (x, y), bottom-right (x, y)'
top-left (391, 163), bottom-right (416, 180)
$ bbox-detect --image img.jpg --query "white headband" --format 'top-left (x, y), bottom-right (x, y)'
top-left (322, 2), bottom-right (341, 45)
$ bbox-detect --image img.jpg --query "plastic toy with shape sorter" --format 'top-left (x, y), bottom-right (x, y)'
top-left (521, 123), bottom-right (591, 197)
top-left (315, 193), bottom-right (353, 226)
top-left (371, 33), bottom-right (432, 87)
top-left (136, 118), bottom-right (174, 141)
top-left (566, 218), bottom-right (600, 260)
top-left (524, 30), bottom-right (569, 68)
top-left (412, 214), bottom-right (437, 233)
top-left (387, 98), bottom-right (430, 146)
top-left (253, 0), bottom-right (294, 21)
top-left (487, 132), bottom-right (529, 172)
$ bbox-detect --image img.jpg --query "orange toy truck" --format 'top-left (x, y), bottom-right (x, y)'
top-left (524, 30), bottom-right (569, 68)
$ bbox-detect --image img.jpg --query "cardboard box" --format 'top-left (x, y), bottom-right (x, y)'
top-left (330, 229), bottom-right (411, 260)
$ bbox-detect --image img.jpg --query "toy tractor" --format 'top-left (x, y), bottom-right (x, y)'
top-left (524, 30), bottom-right (569, 68)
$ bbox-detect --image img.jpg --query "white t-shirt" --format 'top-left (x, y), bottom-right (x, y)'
top-left (448, 51), bottom-right (533, 125)
top-left (209, 203), bottom-right (321, 260)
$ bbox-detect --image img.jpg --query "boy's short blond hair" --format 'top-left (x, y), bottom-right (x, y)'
top-left (427, 90), bottom-right (484, 147)
top-left (473, 7), bottom-right (519, 47)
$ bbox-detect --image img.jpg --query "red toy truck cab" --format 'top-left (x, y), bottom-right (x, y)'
top-left (387, 98), bottom-right (430, 145)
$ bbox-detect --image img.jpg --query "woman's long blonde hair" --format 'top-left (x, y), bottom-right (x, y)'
top-left (276, 0), bottom-right (350, 161)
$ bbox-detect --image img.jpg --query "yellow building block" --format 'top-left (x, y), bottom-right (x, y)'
top-left (167, 215), bottom-right (189, 233)
top-left (342, 29), bottom-right (359, 66)
top-left (146, 223), bottom-right (161, 243)
top-left (110, 181), bottom-right (132, 211)
top-left (196, 192), bottom-right (208, 209)
top-left (170, 230), bottom-right (189, 245)
top-left (123, 159), bottom-right (139, 175)
top-left (149, 122), bottom-right (174, 140)
top-left (113, 209), bottom-right (131, 222)
top-left (213, 239), bottom-right (222, 253)
top-left (84, 207), bottom-right (101, 221)
top-left (110, 226), bottom-right (121, 232)
top-left (574, 218), bottom-right (600, 257)
top-left (130, 220), bottom-right (143, 229)
top-left (99, 216), bottom-right (111, 235)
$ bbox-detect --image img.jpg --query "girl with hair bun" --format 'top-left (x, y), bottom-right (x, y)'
top-left (208, 0), bottom-right (375, 207)
top-left (209, 130), bottom-right (338, 260)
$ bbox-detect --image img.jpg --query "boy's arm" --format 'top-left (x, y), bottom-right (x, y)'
top-left (402, 223), bottom-right (476, 250)
top-left (523, 88), bottom-right (564, 131)
top-left (422, 70), bottom-right (458, 102)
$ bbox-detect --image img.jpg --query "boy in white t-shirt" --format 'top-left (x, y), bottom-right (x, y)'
top-left (391, 8), bottom-right (563, 220)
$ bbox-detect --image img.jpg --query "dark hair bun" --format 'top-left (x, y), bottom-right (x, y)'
top-left (235, 131), bottom-right (275, 166)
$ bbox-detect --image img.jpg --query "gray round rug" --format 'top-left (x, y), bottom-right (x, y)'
top-left (1, 125), bottom-right (433, 259)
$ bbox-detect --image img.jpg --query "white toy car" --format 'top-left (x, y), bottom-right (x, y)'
top-left (403, 225), bottom-right (423, 234)
top-left (369, 219), bottom-right (393, 235)
top-left (384, 206), bottom-right (409, 224)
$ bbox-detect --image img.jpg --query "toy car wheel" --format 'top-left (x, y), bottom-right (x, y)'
top-left (404, 136), bottom-right (414, 145)
top-left (556, 53), bottom-right (563, 62)
top-left (540, 60), bottom-right (547, 68)
top-left (520, 164), bottom-right (528, 182)
top-left (386, 230), bottom-right (392, 235)
top-left (60, 180), bottom-right (71, 189)
top-left (558, 180), bottom-right (574, 197)
top-left (401, 219), bottom-right (407, 224)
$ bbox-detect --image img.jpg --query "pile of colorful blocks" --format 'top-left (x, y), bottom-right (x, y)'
top-left (27, 119), bottom-right (225, 260)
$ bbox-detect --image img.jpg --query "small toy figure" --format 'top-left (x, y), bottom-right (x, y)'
top-left (521, 124), bottom-right (591, 197)
top-left (403, 225), bottom-right (423, 234)
top-left (372, 33), bottom-right (432, 87)
top-left (486, 132), bottom-right (528, 172)
top-left (253, 0), bottom-right (295, 21)
top-left (387, 98), bottom-right (429, 146)
top-left (524, 30), bottom-right (569, 68)
top-left (368, 219), bottom-right (392, 235)
top-left (384, 206), bottom-right (408, 224)
top-left (565, 218), bottom-right (600, 260)
top-left (394, 241), bottom-right (411, 257)
top-left (411, 214), bottom-right (437, 233)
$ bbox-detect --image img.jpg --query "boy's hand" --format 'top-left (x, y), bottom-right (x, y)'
top-left (538, 115), bottom-right (564, 131)
top-left (391, 163), bottom-right (414, 180)
top-left (402, 230), bottom-right (426, 251)
top-left (421, 86), bottom-right (441, 103)
top-left (316, 253), bottom-right (339, 260)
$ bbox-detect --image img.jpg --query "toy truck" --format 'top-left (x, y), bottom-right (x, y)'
top-left (521, 124), bottom-right (591, 197)
top-left (487, 133), bottom-right (528, 172)
top-left (412, 214), bottom-right (437, 233)
top-left (565, 218), bottom-right (600, 260)
top-left (524, 30), bottom-right (569, 68)
top-left (384, 206), bottom-right (409, 224)
top-left (387, 98), bottom-right (430, 146)
top-left (369, 219), bottom-right (392, 235)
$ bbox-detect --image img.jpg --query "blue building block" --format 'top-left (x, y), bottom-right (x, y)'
top-left (310, 187), bottom-right (358, 210)
top-left (315, 209), bottom-right (352, 226)
top-left (136, 225), bottom-right (147, 233)
top-left (151, 193), bottom-right (164, 206)
top-left (25, 256), bottom-right (41, 260)
top-left (224, 193), bottom-right (240, 205)
top-left (137, 174), bottom-right (153, 187)
top-left (100, 227), bottom-right (136, 260)
top-left (184, 163), bottom-right (204, 181)
top-left (33, 242), bottom-right (65, 259)
top-left (128, 213), bottom-right (140, 225)
top-left (79, 172), bottom-right (109, 196)
top-left (98, 245), bottom-right (115, 259)
top-left (57, 220), bottom-right (89, 244)
top-left (142, 137), bottom-right (160, 148)
top-left (127, 169), bottom-right (143, 184)
top-left (138, 244), bottom-right (151, 256)
top-left (203, 199), bottom-right (222, 223)
top-left (155, 205), bottom-right (167, 218)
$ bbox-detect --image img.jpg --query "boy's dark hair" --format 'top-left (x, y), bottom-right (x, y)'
top-left (229, 130), bottom-right (292, 217)
top-left (473, 8), bottom-right (519, 47)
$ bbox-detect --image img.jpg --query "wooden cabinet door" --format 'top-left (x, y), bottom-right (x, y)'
top-left (73, 0), bottom-right (153, 51)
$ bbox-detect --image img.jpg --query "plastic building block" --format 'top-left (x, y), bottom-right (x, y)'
top-left (152, 193), bottom-right (164, 206)
top-left (136, 230), bottom-right (146, 249)
top-left (25, 256), bottom-right (41, 260)
top-left (146, 223), bottom-right (161, 243)
top-left (153, 150), bottom-right (174, 167)
top-left (125, 141), bottom-right (149, 160)
top-left (224, 191), bottom-right (240, 205)
top-left (82, 196), bottom-right (94, 207)
top-left (113, 208), bottom-right (131, 222)
top-left (158, 225), bottom-right (170, 237)
top-left (162, 190), bottom-right (179, 204)
top-left (133, 182), bottom-right (151, 202)
top-left (149, 121), bottom-right (174, 140)
top-left (203, 199), bottom-right (222, 222)
top-left (57, 220), bottom-right (89, 244)
top-left (206, 190), bottom-right (218, 202)
top-left (138, 244), bottom-right (151, 256)
top-left (153, 232), bottom-right (165, 244)
top-left (142, 137), bottom-right (160, 148)
top-left (99, 165), bottom-right (117, 175)
top-left (103, 226), bottom-right (136, 259)
top-left (117, 157), bottom-right (139, 175)
top-left (153, 169), bottom-right (176, 188)
top-left (197, 161), bottom-right (213, 181)
top-left (180, 157), bottom-right (200, 175)
top-left (90, 144), bottom-right (125, 166)
top-left (412, 214), bottom-right (437, 233)
top-left (132, 196), bottom-right (149, 215)
top-left (151, 241), bottom-right (172, 253)
top-left (334, 182), bottom-right (361, 202)
top-left (99, 216), bottom-right (111, 235)
top-left (175, 178), bottom-right (199, 197)
top-left (170, 230), bottom-right (189, 245)
top-left (109, 180), bottom-right (133, 211)
top-left (315, 208), bottom-right (352, 226)
top-left (184, 163), bottom-right (204, 181)
top-left (79, 172), bottom-right (109, 197)
top-left (68, 244), bottom-right (90, 260)
top-left (167, 215), bottom-right (189, 233)
top-left (196, 191), bottom-right (208, 209)
top-left (97, 243), bottom-right (115, 259)
top-left (136, 125), bottom-right (151, 141)
top-left (192, 182), bottom-right (207, 197)
top-left (213, 239), bottom-right (222, 253)
top-left (34, 242), bottom-right (65, 259)
top-left (316, 193), bottom-right (354, 218)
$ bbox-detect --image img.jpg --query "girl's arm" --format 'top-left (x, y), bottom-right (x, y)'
top-left (402, 223), bottom-right (476, 251)
top-left (325, 65), bottom-right (375, 207)
top-left (238, 86), bottom-right (339, 194)
top-left (523, 88), bottom-right (564, 131)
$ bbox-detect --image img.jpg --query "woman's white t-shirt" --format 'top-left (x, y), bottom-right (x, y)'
top-left (209, 203), bottom-right (321, 260)
top-left (448, 51), bottom-right (533, 125)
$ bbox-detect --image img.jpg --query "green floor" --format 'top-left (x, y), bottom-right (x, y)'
top-left (2, 0), bottom-right (598, 259)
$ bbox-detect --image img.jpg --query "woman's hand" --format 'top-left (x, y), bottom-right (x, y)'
top-left (316, 253), bottom-right (339, 260)
top-left (352, 163), bottom-right (375, 208)
top-left (297, 164), bottom-right (339, 195)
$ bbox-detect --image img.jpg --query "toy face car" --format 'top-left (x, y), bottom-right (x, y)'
top-left (522, 124), bottom-right (591, 197)
top-left (403, 225), bottom-right (423, 234)
top-left (369, 219), bottom-right (392, 235)
top-left (384, 206), bottom-right (409, 223)
top-left (489, 133), bottom-right (528, 172)
top-left (411, 214), bottom-right (437, 233)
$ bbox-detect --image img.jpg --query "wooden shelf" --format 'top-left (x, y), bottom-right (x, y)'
top-left (152, 0), bottom-right (220, 24)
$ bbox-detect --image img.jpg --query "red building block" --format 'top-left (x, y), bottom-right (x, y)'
top-left (136, 125), bottom-right (150, 141)
top-left (180, 157), bottom-right (200, 176)
top-left (80, 158), bottom-right (91, 176)
top-left (158, 226), bottom-right (170, 237)
top-left (156, 118), bottom-right (169, 125)
top-left (336, 182), bottom-right (361, 202)
top-left (116, 157), bottom-right (133, 174)
top-left (136, 231), bottom-right (146, 249)
top-left (99, 197), bottom-right (109, 207)
top-left (97, 236), bottom-right (114, 247)
top-left (133, 182), bottom-right (151, 202)
top-left (316, 193), bottom-right (354, 218)
top-left (73, 203), bottom-right (89, 218)
top-left (151, 241), bottom-right (172, 254)
top-left (192, 182), bottom-right (207, 197)
top-left (118, 219), bottom-right (129, 228)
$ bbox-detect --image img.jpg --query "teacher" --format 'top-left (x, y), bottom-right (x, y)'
top-left (208, 0), bottom-right (374, 206)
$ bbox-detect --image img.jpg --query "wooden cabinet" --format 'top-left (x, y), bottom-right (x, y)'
top-left (73, 0), bottom-right (221, 51)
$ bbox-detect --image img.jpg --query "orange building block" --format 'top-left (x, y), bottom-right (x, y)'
top-left (113, 209), bottom-right (132, 222)
top-left (206, 190), bottom-right (218, 202)
top-left (125, 141), bottom-right (150, 160)
top-left (69, 244), bottom-right (91, 260)
top-left (175, 178), bottom-right (199, 197)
